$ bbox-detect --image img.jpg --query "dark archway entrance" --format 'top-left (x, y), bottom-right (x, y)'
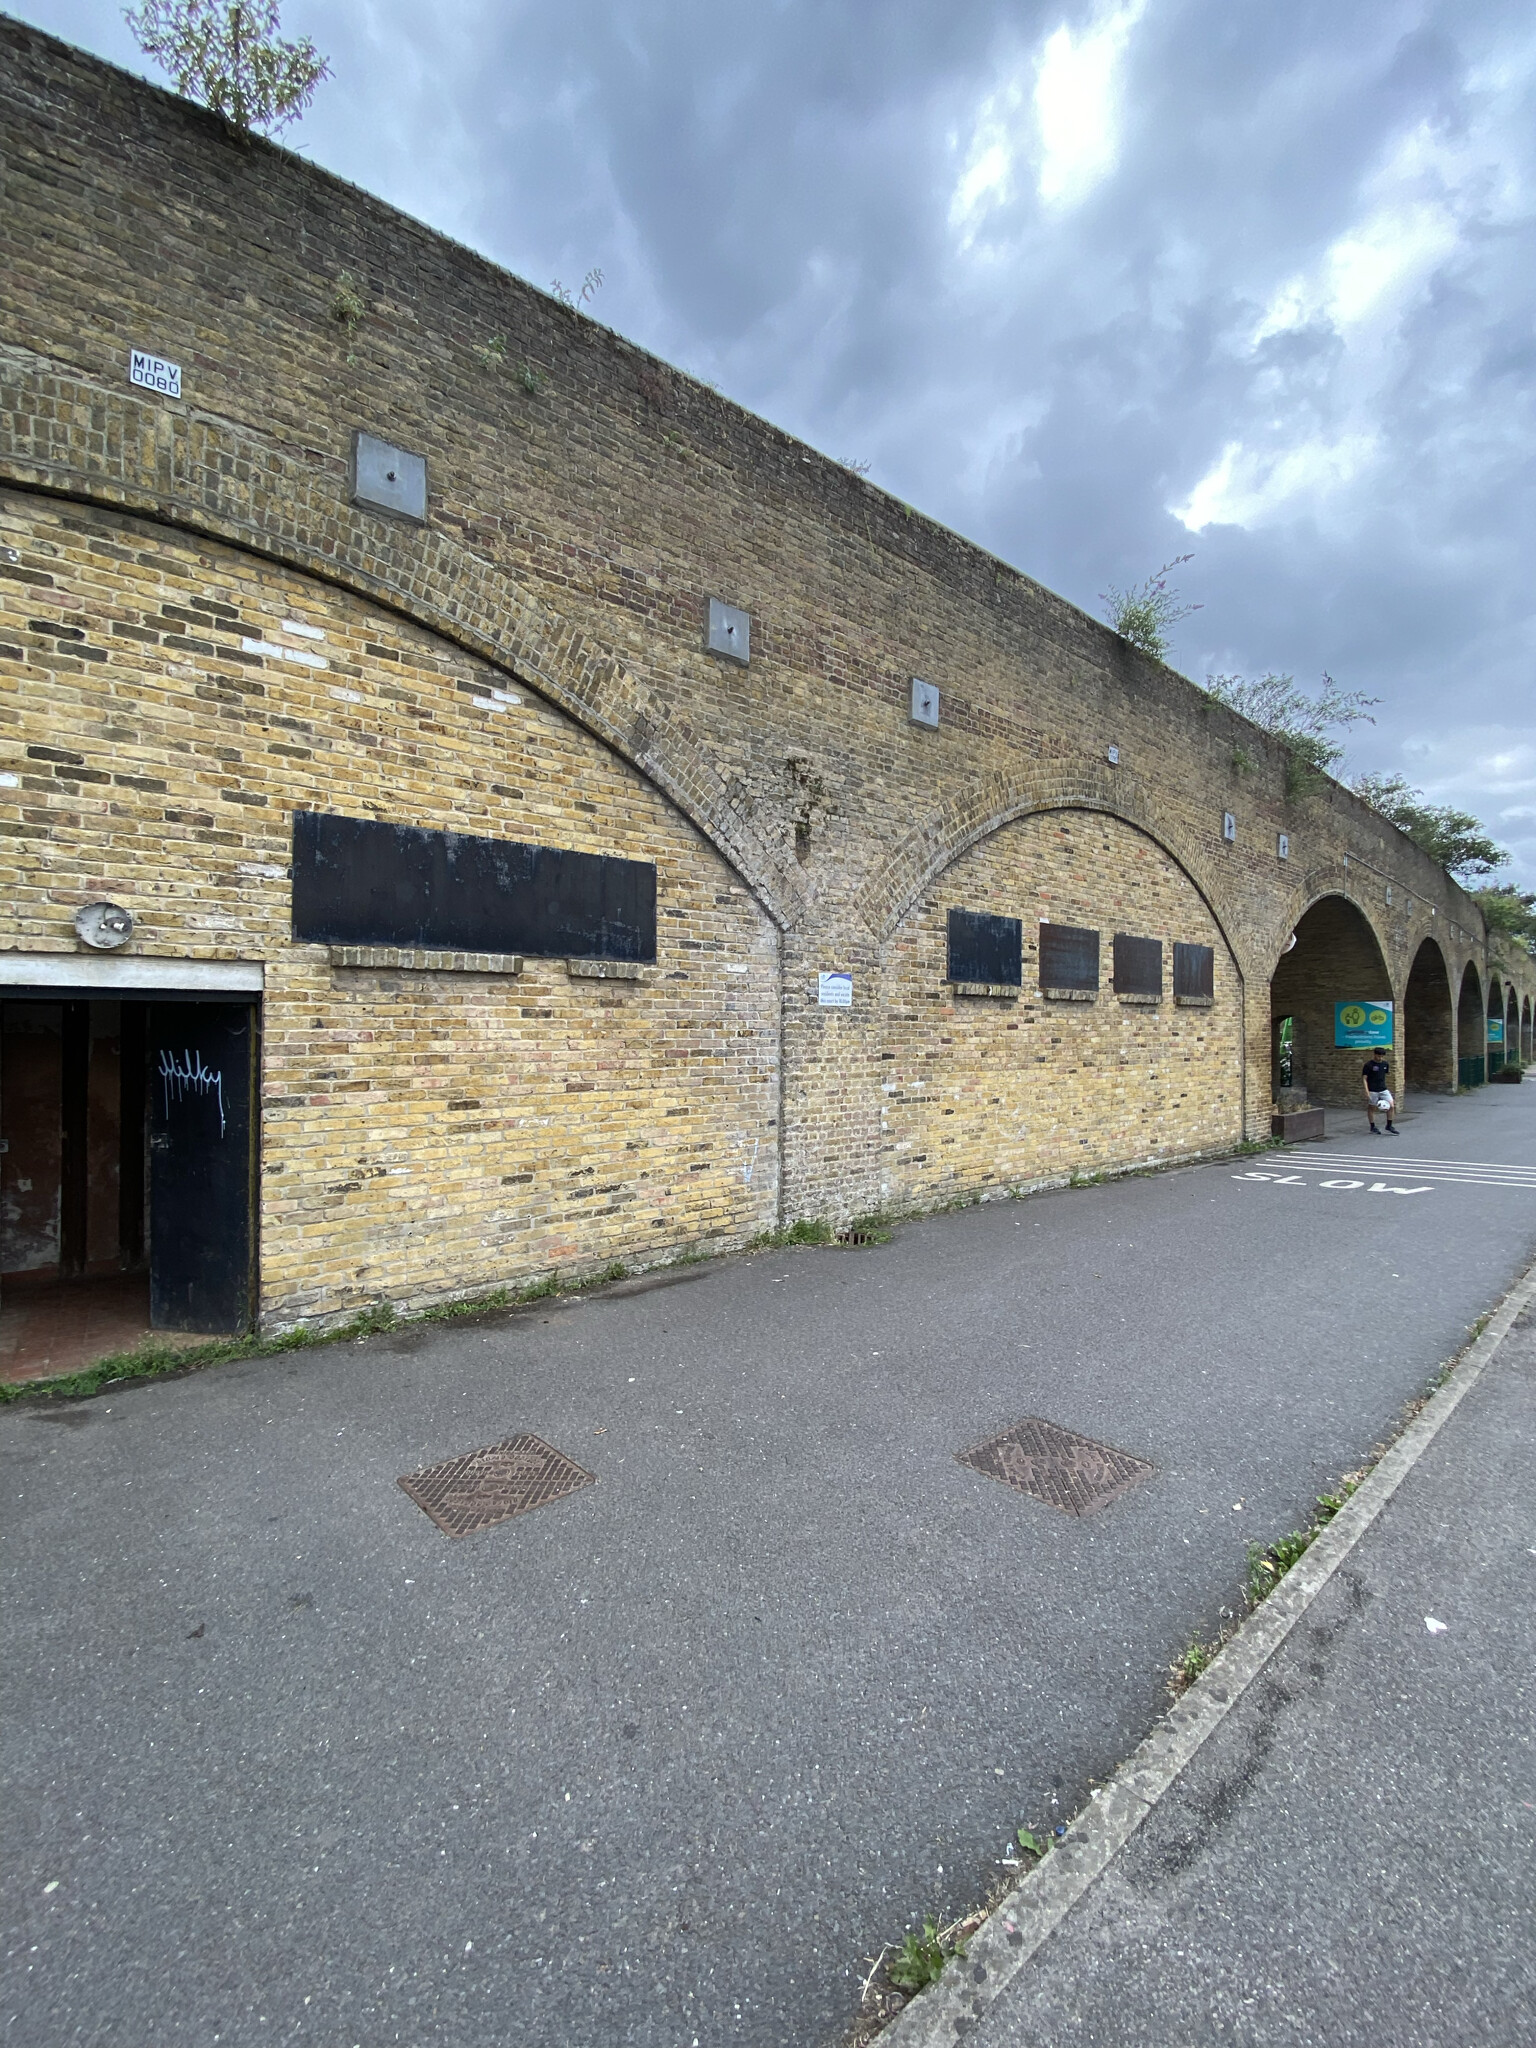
top-left (1270, 896), bottom-right (1394, 1109)
top-left (1403, 937), bottom-right (1454, 1092)
top-left (1524, 995), bottom-right (1532, 1065)
top-left (1507, 985), bottom-right (1520, 1068)
top-left (1488, 976), bottom-right (1506, 1076)
top-left (1457, 964), bottom-right (1485, 1088)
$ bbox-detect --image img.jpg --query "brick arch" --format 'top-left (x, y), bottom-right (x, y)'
top-left (858, 763), bottom-right (1247, 970)
top-left (0, 348), bottom-right (807, 930)
top-left (1274, 869), bottom-right (1394, 955)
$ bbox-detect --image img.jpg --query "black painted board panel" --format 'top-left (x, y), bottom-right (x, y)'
top-left (291, 811), bottom-right (657, 963)
top-left (948, 908), bottom-right (1022, 986)
top-left (1038, 923), bottom-right (1099, 990)
top-left (147, 1002), bottom-right (255, 1333)
top-left (1174, 941), bottom-right (1215, 999)
top-left (1113, 933), bottom-right (1163, 995)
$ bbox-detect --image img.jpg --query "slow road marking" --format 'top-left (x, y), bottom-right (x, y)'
top-left (1233, 1172), bottom-right (1432, 1195)
top-left (1236, 1152), bottom-right (1536, 1192)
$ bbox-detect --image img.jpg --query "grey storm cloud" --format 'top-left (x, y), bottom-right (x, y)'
top-left (16, 0), bottom-right (1536, 882)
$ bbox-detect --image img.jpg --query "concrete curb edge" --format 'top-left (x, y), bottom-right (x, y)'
top-left (876, 1252), bottom-right (1536, 2046)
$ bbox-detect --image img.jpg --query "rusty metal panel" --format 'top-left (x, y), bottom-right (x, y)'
top-left (1038, 922), bottom-right (1099, 991)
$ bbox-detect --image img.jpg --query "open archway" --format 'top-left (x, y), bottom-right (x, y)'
top-left (1524, 994), bottom-right (1533, 1065)
top-left (1403, 937), bottom-right (1455, 1093)
top-left (1488, 976), bottom-right (1506, 1076)
top-left (1457, 964), bottom-right (1485, 1087)
top-left (1507, 985), bottom-right (1520, 1067)
top-left (1269, 896), bottom-right (1393, 1108)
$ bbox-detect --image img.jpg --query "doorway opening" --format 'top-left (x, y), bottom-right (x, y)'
top-left (1, 996), bottom-right (257, 1383)
top-left (1403, 937), bottom-right (1454, 1092)
top-left (1457, 964), bottom-right (1485, 1089)
top-left (1269, 896), bottom-right (1393, 1108)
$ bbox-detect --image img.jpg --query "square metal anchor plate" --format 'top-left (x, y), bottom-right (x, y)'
top-left (957, 1416), bottom-right (1153, 1517)
top-left (399, 1433), bottom-right (595, 1538)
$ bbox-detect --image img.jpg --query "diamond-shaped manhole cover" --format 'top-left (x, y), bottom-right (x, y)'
top-left (399, 1433), bottom-right (595, 1538)
top-left (957, 1416), bottom-right (1153, 1517)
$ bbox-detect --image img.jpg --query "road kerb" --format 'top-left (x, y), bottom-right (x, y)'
top-left (875, 1253), bottom-right (1536, 2047)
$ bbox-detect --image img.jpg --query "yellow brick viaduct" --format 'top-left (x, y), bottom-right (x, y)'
top-left (2, 23), bottom-right (1532, 1328)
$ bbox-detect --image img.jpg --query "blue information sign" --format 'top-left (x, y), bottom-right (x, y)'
top-left (1488, 1016), bottom-right (1504, 1045)
top-left (1334, 1000), bottom-right (1394, 1049)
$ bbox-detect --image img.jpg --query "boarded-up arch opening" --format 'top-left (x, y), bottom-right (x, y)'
top-left (1457, 964), bottom-right (1485, 1088)
top-left (880, 807), bottom-right (1243, 1205)
top-left (1403, 937), bottom-right (1454, 1093)
top-left (1269, 897), bottom-right (1393, 1108)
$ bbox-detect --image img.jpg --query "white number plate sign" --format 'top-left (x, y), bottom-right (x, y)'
top-left (129, 349), bottom-right (181, 398)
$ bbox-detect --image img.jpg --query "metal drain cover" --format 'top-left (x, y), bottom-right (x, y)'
top-left (957, 1416), bottom-right (1153, 1517)
top-left (399, 1433), bottom-right (595, 1538)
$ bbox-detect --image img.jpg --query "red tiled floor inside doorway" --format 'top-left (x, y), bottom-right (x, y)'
top-left (0, 1270), bottom-right (207, 1385)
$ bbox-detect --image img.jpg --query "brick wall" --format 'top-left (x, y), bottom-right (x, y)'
top-left (1, 22), bottom-right (1532, 1327)
top-left (1, 491), bottom-right (779, 1320)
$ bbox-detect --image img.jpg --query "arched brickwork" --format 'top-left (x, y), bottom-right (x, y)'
top-left (1403, 936), bottom-right (1455, 1093)
top-left (879, 804), bottom-right (1245, 1203)
top-left (1458, 962), bottom-right (1486, 1087)
top-left (0, 349), bottom-right (807, 934)
top-left (1270, 894), bottom-right (1394, 1108)
top-left (860, 764), bottom-right (1246, 969)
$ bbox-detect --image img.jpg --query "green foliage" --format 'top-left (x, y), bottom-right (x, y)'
top-left (887, 1918), bottom-right (965, 1994)
top-left (1245, 1484), bottom-right (1358, 1605)
top-left (1016, 1828), bottom-right (1047, 1857)
top-left (1471, 884), bottom-right (1536, 957)
top-left (329, 271), bottom-right (366, 335)
top-left (1100, 555), bottom-right (1201, 662)
top-left (750, 1217), bottom-right (835, 1249)
top-left (1203, 672), bottom-right (1378, 800)
top-left (476, 334), bottom-right (508, 371)
top-left (1351, 774), bottom-right (1510, 881)
top-left (1171, 1634), bottom-right (1219, 1691)
top-left (125, 0), bottom-right (330, 134)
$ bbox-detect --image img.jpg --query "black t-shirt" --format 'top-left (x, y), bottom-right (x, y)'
top-left (1362, 1059), bottom-right (1389, 1093)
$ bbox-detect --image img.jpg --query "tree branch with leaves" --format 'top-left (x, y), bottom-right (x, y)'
top-left (125, 0), bottom-right (330, 135)
top-left (1204, 671), bottom-right (1379, 801)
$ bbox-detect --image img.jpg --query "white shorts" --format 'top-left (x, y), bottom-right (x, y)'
top-left (1369, 1091), bottom-right (1393, 1112)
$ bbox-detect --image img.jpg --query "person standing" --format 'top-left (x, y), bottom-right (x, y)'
top-left (1362, 1048), bottom-right (1398, 1135)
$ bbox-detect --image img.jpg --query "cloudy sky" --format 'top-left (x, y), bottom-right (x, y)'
top-left (15, 0), bottom-right (1536, 887)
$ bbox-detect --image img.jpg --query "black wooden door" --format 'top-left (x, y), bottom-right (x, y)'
top-left (147, 1003), bottom-right (256, 1332)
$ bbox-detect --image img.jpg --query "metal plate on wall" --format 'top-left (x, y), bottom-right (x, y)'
top-left (351, 430), bottom-right (428, 522)
top-left (706, 597), bottom-right (750, 664)
top-left (957, 1416), bottom-right (1153, 1517)
top-left (399, 1433), bottom-right (596, 1538)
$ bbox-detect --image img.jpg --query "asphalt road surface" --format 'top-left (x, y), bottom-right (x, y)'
top-left (969, 1256), bottom-right (1536, 2048)
top-left (5, 1081), bottom-right (1535, 2047)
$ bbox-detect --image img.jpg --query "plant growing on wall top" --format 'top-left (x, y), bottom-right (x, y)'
top-left (125, 0), bottom-right (331, 135)
top-left (1203, 671), bottom-right (1378, 802)
top-left (1353, 773), bottom-right (1511, 883)
top-left (1100, 556), bottom-right (1202, 662)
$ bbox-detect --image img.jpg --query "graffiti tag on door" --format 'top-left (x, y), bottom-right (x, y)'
top-left (158, 1047), bottom-right (226, 1138)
